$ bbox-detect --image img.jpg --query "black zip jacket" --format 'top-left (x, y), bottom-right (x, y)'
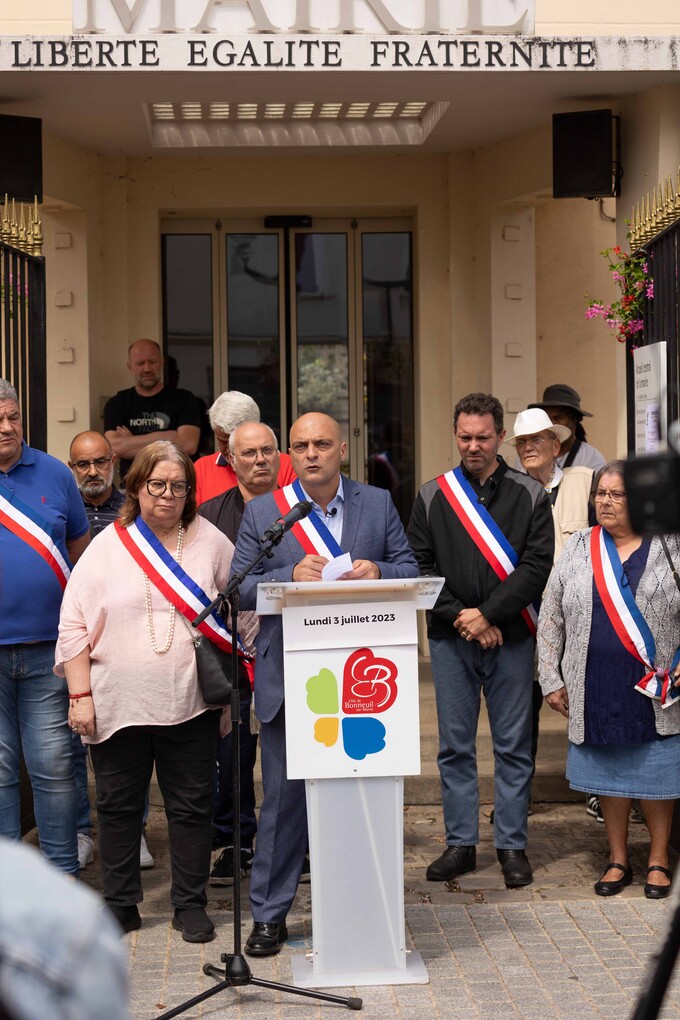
top-left (407, 459), bottom-right (554, 642)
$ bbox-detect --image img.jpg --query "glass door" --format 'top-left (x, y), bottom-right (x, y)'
top-left (161, 217), bottom-right (414, 522)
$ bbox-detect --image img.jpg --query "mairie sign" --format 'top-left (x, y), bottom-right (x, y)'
top-left (73, 0), bottom-right (535, 35)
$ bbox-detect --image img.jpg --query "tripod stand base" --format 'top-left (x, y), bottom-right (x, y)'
top-left (291, 948), bottom-right (429, 988)
top-left (201, 956), bottom-right (362, 1010)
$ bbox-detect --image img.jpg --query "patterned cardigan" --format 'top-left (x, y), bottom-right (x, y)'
top-left (537, 527), bottom-right (680, 744)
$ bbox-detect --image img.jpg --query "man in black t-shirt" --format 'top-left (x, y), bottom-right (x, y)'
top-left (103, 339), bottom-right (202, 480)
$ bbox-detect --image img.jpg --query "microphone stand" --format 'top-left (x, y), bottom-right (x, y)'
top-left (156, 532), bottom-right (362, 1018)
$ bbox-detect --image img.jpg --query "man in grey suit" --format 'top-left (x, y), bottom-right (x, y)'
top-left (231, 412), bottom-right (419, 956)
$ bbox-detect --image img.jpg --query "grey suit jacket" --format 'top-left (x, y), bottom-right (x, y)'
top-left (230, 478), bottom-right (419, 723)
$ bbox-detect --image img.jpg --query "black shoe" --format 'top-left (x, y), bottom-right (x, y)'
top-left (210, 847), bottom-right (254, 886)
top-left (245, 921), bottom-right (288, 957)
top-left (426, 845), bottom-right (476, 882)
top-left (299, 854), bottom-right (311, 884)
top-left (108, 903), bottom-right (141, 934)
top-left (594, 862), bottom-right (633, 897)
top-left (172, 907), bottom-right (216, 943)
top-left (644, 865), bottom-right (672, 899)
top-left (497, 849), bottom-right (533, 887)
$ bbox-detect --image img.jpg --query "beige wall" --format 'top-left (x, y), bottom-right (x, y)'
top-left (535, 198), bottom-right (619, 461)
top-left (535, 0), bottom-right (680, 35)
top-left (446, 122), bottom-right (622, 470)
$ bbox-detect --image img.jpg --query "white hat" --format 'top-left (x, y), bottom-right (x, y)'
top-left (509, 408), bottom-right (572, 446)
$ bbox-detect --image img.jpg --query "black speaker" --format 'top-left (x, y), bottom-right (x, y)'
top-left (0, 115), bottom-right (43, 203)
top-left (552, 110), bottom-right (620, 199)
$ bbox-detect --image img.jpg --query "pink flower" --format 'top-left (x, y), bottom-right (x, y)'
top-left (646, 282), bottom-right (654, 299)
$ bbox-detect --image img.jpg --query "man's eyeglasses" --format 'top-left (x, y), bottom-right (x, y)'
top-left (235, 446), bottom-right (277, 462)
top-left (72, 457), bottom-right (112, 472)
top-left (515, 435), bottom-right (550, 451)
top-left (145, 479), bottom-right (190, 498)
top-left (594, 489), bottom-right (627, 504)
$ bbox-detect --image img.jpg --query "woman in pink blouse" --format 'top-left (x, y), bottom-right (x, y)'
top-left (57, 442), bottom-right (235, 941)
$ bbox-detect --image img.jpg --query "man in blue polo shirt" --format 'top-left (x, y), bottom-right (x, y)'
top-left (0, 379), bottom-right (90, 874)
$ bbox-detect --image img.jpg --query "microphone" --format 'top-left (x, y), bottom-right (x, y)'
top-left (325, 507), bottom-right (337, 518)
top-left (261, 500), bottom-right (313, 542)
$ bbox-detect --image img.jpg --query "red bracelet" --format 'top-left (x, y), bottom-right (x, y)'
top-left (69, 691), bottom-right (92, 701)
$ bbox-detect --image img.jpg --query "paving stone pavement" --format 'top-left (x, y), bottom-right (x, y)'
top-left (77, 799), bottom-right (680, 1020)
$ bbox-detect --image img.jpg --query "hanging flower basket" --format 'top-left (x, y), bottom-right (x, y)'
top-left (585, 238), bottom-right (653, 350)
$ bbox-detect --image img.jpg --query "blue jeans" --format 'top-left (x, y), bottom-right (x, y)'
top-left (429, 635), bottom-right (535, 850)
top-left (72, 733), bottom-right (92, 835)
top-left (0, 642), bottom-right (78, 873)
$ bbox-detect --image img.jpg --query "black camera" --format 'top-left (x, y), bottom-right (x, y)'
top-left (624, 452), bottom-right (680, 537)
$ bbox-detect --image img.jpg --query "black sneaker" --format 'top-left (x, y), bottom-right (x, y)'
top-left (586, 795), bottom-right (604, 823)
top-left (210, 846), bottom-right (254, 886)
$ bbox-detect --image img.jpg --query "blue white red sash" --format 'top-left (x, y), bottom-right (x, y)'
top-left (272, 479), bottom-right (344, 559)
top-left (115, 516), bottom-right (246, 657)
top-left (590, 525), bottom-right (680, 709)
top-left (0, 479), bottom-right (70, 591)
top-left (436, 468), bottom-right (539, 635)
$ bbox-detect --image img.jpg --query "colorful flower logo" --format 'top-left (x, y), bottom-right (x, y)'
top-left (305, 647), bottom-right (398, 761)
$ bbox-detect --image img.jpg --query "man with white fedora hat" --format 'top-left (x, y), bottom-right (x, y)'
top-left (528, 383), bottom-right (606, 472)
top-left (510, 406), bottom-right (597, 817)
top-left (510, 407), bottom-right (595, 563)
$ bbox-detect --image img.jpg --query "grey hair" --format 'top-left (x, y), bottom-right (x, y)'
top-left (0, 379), bottom-right (19, 404)
top-left (228, 421), bottom-right (279, 456)
top-left (208, 391), bottom-right (260, 433)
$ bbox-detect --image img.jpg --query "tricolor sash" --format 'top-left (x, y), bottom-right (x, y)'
top-left (591, 525), bottom-right (680, 709)
top-left (436, 468), bottom-right (539, 635)
top-left (0, 479), bottom-right (70, 591)
top-left (115, 516), bottom-right (247, 657)
top-left (272, 479), bottom-right (345, 559)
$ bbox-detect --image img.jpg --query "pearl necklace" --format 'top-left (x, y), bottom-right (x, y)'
top-left (144, 521), bottom-right (184, 655)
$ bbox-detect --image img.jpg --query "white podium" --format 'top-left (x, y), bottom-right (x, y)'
top-left (257, 577), bottom-right (443, 989)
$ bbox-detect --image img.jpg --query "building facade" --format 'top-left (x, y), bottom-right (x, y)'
top-left (1, 1), bottom-right (679, 496)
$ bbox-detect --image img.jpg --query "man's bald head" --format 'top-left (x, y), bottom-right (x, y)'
top-left (127, 339), bottom-right (163, 395)
top-left (289, 413), bottom-right (346, 499)
top-left (69, 431), bottom-right (116, 503)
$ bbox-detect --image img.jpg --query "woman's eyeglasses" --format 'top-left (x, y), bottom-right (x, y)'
top-left (594, 489), bottom-right (626, 504)
top-left (145, 479), bottom-right (190, 498)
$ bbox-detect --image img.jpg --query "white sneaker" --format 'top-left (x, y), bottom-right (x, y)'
top-left (77, 832), bottom-right (94, 870)
top-left (140, 833), bottom-right (155, 869)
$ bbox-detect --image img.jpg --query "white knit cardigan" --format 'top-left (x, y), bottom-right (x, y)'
top-left (537, 527), bottom-right (680, 744)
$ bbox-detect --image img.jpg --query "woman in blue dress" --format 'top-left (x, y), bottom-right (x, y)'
top-left (538, 461), bottom-right (680, 899)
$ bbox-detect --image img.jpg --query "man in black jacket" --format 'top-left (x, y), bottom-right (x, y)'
top-left (408, 393), bottom-right (554, 888)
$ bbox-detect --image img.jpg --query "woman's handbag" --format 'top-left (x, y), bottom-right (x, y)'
top-left (182, 616), bottom-right (250, 707)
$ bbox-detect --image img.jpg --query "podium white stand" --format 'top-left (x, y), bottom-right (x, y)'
top-left (257, 577), bottom-right (443, 989)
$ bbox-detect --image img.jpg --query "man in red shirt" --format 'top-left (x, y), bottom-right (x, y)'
top-left (194, 391), bottom-right (295, 504)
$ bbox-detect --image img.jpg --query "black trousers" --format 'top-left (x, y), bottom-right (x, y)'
top-left (90, 711), bottom-right (219, 909)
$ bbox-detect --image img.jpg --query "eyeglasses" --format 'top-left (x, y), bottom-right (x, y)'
top-left (145, 478), bottom-right (190, 498)
top-left (515, 435), bottom-right (550, 451)
top-left (235, 446), bottom-right (277, 461)
top-left (72, 457), bottom-right (112, 472)
top-left (594, 489), bottom-right (627, 503)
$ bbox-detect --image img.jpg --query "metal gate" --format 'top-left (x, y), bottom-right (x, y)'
top-left (0, 197), bottom-right (46, 449)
